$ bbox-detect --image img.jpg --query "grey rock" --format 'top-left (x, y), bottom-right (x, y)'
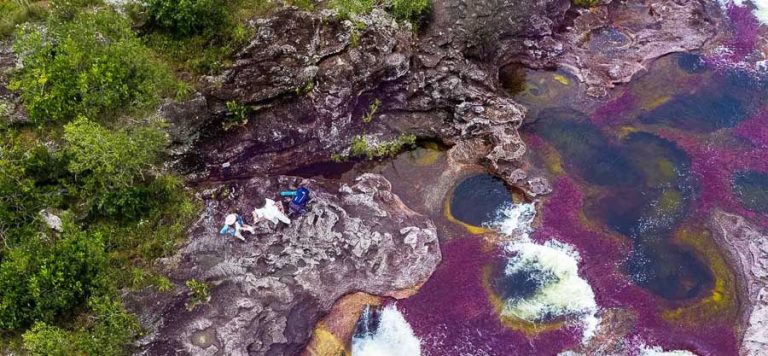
top-left (127, 174), bottom-right (440, 355)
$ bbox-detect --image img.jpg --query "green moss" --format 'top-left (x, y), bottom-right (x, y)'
top-left (346, 134), bottom-right (417, 160)
top-left (572, 0), bottom-right (600, 8)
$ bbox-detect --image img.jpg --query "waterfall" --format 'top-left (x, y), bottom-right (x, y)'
top-left (351, 305), bottom-right (422, 356)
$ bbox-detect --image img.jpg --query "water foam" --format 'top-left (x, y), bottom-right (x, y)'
top-left (489, 203), bottom-right (600, 343)
top-left (351, 305), bottom-right (422, 356)
top-left (640, 345), bottom-right (698, 356)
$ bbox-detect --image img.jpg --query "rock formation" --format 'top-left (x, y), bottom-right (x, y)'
top-left (127, 174), bottom-right (440, 355)
top-left (140, 0), bottom-right (732, 354)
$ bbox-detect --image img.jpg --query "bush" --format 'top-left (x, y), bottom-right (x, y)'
top-left (0, 227), bottom-right (108, 330)
top-left (0, 134), bottom-right (67, 248)
top-left (144, 0), bottom-right (227, 36)
top-left (185, 279), bottom-right (210, 311)
top-left (332, 0), bottom-right (376, 19)
top-left (22, 295), bottom-right (140, 355)
top-left (390, 0), bottom-right (429, 22)
top-left (10, 11), bottom-right (175, 124)
top-left (63, 116), bottom-right (166, 192)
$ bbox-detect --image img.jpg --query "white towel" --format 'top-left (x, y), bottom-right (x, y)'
top-left (253, 199), bottom-right (291, 225)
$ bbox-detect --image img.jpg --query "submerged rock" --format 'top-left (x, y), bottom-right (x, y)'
top-left (126, 174), bottom-right (440, 355)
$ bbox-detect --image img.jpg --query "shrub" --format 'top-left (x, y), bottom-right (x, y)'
top-left (22, 295), bottom-right (140, 355)
top-left (0, 134), bottom-right (66, 248)
top-left (50, 0), bottom-right (102, 19)
top-left (63, 116), bottom-right (166, 192)
top-left (332, 0), bottom-right (376, 19)
top-left (390, 0), bottom-right (429, 22)
top-left (10, 11), bottom-right (175, 124)
top-left (185, 279), bottom-right (210, 310)
top-left (143, 0), bottom-right (227, 36)
top-left (224, 100), bottom-right (250, 129)
top-left (362, 98), bottom-right (381, 123)
top-left (0, 227), bottom-right (108, 330)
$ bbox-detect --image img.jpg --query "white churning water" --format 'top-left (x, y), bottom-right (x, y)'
top-left (489, 203), bottom-right (601, 344)
top-left (351, 305), bottom-right (422, 356)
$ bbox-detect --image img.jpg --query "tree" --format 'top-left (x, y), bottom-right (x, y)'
top-left (0, 227), bottom-right (108, 330)
top-left (143, 0), bottom-right (227, 36)
top-left (63, 117), bottom-right (166, 191)
top-left (10, 11), bottom-right (174, 124)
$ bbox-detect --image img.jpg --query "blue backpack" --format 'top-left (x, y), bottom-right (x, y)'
top-left (292, 187), bottom-right (310, 207)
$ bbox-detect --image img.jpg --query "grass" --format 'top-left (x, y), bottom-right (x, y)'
top-left (0, 0), bottom-right (48, 38)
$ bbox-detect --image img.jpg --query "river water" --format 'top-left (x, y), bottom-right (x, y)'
top-left (345, 52), bottom-right (768, 356)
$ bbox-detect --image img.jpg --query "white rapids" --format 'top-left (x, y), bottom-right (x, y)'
top-left (351, 305), bottom-right (422, 356)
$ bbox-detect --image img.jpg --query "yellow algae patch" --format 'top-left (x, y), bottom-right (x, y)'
top-left (657, 190), bottom-right (683, 215)
top-left (303, 293), bottom-right (382, 356)
top-left (411, 145), bottom-right (443, 167)
top-left (540, 147), bottom-right (565, 175)
top-left (645, 95), bottom-right (672, 110)
top-left (481, 266), bottom-right (565, 337)
top-left (553, 74), bottom-right (571, 86)
top-left (443, 192), bottom-right (491, 235)
top-left (616, 126), bottom-right (639, 139)
top-left (662, 227), bottom-right (739, 323)
top-left (656, 159), bottom-right (677, 183)
top-left (305, 323), bottom-right (348, 356)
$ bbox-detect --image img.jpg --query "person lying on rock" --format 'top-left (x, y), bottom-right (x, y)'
top-left (219, 213), bottom-right (255, 242)
top-left (253, 197), bottom-right (291, 228)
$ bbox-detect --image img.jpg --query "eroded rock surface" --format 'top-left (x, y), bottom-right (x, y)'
top-left (127, 174), bottom-right (440, 355)
top-left (712, 210), bottom-right (768, 355)
top-left (0, 40), bottom-right (25, 124)
top-left (555, 0), bottom-right (723, 97)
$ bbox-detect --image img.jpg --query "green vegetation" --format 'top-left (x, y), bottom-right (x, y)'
top-left (139, 0), bottom-right (273, 75)
top-left (347, 134), bottom-right (417, 160)
top-left (332, 0), bottom-right (376, 19)
top-left (332, 0), bottom-right (430, 24)
top-left (22, 296), bottom-right (141, 355)
top-left (0, 0), bottom-right (48, 38)
top-left (390, 0), bottom-right (429, 22)
top-left (224, 100), bottom-right (250, 130)
top-left (572, 0), bottom-right (600, 8)
top-left (0, 3), bottom-right (198, 354)
top-left (362, 98), bottom-right (381, 123)
top-left (10, 10), bottom-right (175, 124)
top-left (144, 0), bottom-right (226, 36)
top-left (185, 279), bottom-right (210, 311)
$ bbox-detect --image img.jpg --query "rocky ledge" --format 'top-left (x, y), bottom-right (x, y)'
top-left (126, 174), bottom-right (440, 355)
top-left (712, 210), bottom-right (768, 355)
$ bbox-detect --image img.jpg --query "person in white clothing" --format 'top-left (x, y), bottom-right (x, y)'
top-left (253, 198), bottom-right (291, 227)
